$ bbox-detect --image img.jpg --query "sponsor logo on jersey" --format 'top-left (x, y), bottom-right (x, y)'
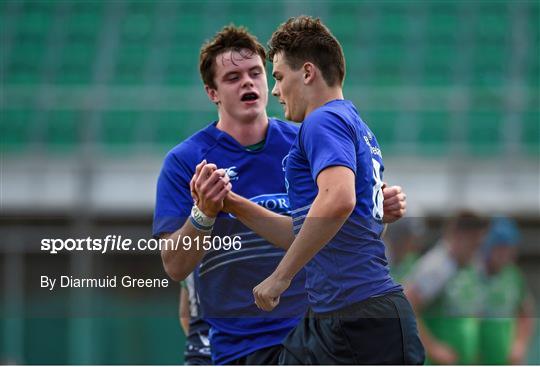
top-left (251, 193), bottom-right (290, 214)
top-left (224, 166), bottom-right (239, 181)
top-left (228, 193), bottom-right (290, 218)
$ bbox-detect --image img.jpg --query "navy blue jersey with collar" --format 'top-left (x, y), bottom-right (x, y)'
top-left (153, 119), bottom-right (307, 364)
top-left (285, 99), bottom-right (401, 313)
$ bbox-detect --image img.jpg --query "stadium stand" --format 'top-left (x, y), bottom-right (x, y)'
top-left (1, 0), bottom-right (538, 156)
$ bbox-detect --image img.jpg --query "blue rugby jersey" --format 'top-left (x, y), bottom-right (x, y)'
top-left (153, 119), bottom-right (307, 364)
top-left (285, 99), bottom-right (401, 313)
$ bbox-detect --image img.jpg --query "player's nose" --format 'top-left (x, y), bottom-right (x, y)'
top-left (241, 75), bottom-right (254, 88)
top-left (271, 83), bottom-right (279, 97)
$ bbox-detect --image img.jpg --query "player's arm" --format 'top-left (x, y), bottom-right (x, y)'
top-left (192, 164), bottom-right (406, 250)
top-left (161, 162), bottom-right (231, 281)
top-left (190, 162), bottom-right (296, 250)
top-left (253, 166), bottom-right (355, 311)
top-left (224, 191), bottom-right (295, 250)
top-left (404, 284), bottom-right (457, 364)
top-left (179, 285), bottom-right (190, 335)
top-left (161, 220), bottom-right (212, 282)
top-left (225, 184), bottom-right (406, 249)
top-left (510, 292), bottom-right (535, 364)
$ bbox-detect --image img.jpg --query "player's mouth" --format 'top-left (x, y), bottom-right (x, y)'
top-left (240, 92), bottom-right (259, 105)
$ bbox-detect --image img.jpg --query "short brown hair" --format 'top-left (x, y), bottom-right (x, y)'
top-left (199, 25), bottom-right (266, 89)
top-left (446, 210), bottom-right (489, 233)
top-left (268, 16), bottom-right (345, 87)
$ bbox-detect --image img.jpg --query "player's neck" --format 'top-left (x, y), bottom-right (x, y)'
top-left (216, 113), bottom-right (269, 146)
top-left (304, 86), bottom-right (344, 119)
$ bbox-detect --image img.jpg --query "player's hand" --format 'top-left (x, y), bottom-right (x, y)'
top-left (253, 273), bottom-right (291, 312)
top-left (192, 162), bottom-right (231, 217)
top-left (382, 184), bottom-right (407, 223)
top-left (509, 340), bottom-right (526, 364)
top-left (428, 340), bottom-right (457, 365)
top-left (190, 160), bottom-right (206, 204)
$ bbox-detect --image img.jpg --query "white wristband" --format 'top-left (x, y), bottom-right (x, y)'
top-left (190, 205), bottom-right (216, 231)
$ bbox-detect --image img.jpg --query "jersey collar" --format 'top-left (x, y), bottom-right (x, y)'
top-left (205, 119), bottom-right (274, 153)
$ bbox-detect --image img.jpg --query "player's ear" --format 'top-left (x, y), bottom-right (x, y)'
top-left (205, 85), bottom-right (220, 105)
top-left (303, 63), bottom-right (316, 85)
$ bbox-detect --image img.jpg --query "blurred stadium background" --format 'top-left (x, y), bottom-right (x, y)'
top-left (1, 0), bottom-right (539, 364)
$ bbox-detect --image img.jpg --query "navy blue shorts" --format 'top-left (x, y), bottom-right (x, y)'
top-left (279, 292), bottom-right (425, 365)
top-left (228, 344), bottom-right (282, 365)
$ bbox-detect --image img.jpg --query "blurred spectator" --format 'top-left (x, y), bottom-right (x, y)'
top-left (404, 211), bottom-right (489, 364)
top-left (386, 218), bottom-right (427, 283)
top-left (477, 218), bottom-right (535, 365)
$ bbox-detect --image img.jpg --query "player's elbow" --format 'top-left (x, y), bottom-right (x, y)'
top-left (340, 195), bottom-right (356, 216)
top-left (161, 252), bottom-right (189, 282)
top-left (327, 191), bottom-right (355, 218)
top-left (165, 265), bottom-right (188, 282)
top-left (163, 262), bottom-right (188, 282)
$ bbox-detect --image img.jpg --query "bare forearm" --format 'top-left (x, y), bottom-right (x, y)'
top-left (274, 218), bottom-right (345, 281)
top-left (514, 298), bottom-right (535, 347)
top-left (180, 316), bottom-right (190, 335)
top-left (161, 220), bottom-right (208, 281)
top-left (405, 286), bottom-right (443, 359)
top-left (405, 288), bottom-right (428, 341)
top-left (273, 194), bottom-right (351, 281)
top-left (515, 315), bottom-right (534, 347)
top-left (227, 192), bottom-right (294, 249)
top-left (251, 167), bottom-right (356, 312)
top-left (416, 315), bottom-right (438, 354)
top-left (179, 288), bottom-right (190, 335)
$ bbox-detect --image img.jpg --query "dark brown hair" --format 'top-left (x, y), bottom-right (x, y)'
top-left (268, 16), bottom-right (345, 87)
top-left (199, 25), bottom-right (266, 89)
top-left (446, 210), bottom-right (489, 233)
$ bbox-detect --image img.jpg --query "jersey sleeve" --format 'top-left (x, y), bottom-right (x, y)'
top-left (152, 151), bottom-right (194, 237)
top-left (300, 110), bottom-right (357, 182)
top-left (406, 245), bottom-right (457, 305)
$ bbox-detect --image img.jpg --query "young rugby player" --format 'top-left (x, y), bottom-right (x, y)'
top-left (194, 16), bottom-right (424, 364)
